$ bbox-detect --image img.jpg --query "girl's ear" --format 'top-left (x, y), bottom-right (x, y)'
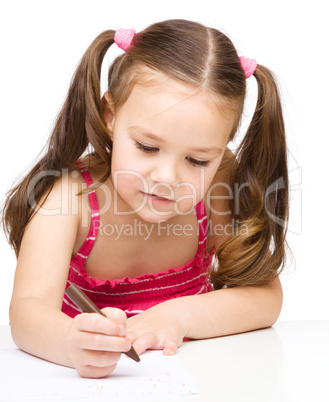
top-left (102, 92), bottom-right (115, 136)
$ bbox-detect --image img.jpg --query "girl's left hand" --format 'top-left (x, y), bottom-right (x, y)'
top-left (126, 300), bottom-right (188, 357)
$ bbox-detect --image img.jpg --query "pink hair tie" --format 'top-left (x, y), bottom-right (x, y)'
top-left (114, 28), bottom-right (136, 52)
top-left (240, 56), bottom-right (257, 78)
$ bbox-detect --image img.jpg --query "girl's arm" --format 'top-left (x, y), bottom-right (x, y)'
top-left (126, 277), bottom-right (282, 355)
top-left (184, 276), bottom-right (283, 339)
top-left (9, 173), bottom-right (131, 377)
top-left (9, 174), bottom-right (79, 365)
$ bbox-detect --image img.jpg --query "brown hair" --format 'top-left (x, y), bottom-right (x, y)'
top-left (210, 65), bottom-right (289, 288)
top-left (2, 19), bottom-right (289, 287)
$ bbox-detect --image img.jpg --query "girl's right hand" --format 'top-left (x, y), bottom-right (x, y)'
top-left (65, 307), bottom-right (132, 378)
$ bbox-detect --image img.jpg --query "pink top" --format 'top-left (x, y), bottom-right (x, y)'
top-left (62, 168), bottom-right (214, 318)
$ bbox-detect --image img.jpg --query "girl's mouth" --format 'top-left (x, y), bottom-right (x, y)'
top-left (141, 192), bottom-right (174, 205)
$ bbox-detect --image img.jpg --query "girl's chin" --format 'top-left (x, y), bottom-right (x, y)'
top-left (132, 202), bottom-right (195, 224)
top-left (136, 211), bottom-right (174, 224)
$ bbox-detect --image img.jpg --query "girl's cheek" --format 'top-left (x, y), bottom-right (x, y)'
top-left (174, 198), bottom-right (195, 215)
top-left (113, 172), bottom-right (146, 193)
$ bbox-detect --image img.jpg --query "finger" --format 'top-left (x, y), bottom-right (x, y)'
top-left (132, 332), bottom-right (156, 356)
top-left (101, 307), bottom-right (127, 325)
top-left (74, 312), bottom-right (126, 337)
top-left (78, 332), bottom-right (132, 353)
top-left (163, 336), bottom-right (179, 356)
top-left (80, 349), bottom-right (122, 368)
top-left (77, 362), bottom-right (118, 379)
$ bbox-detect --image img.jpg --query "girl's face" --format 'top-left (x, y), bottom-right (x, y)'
top-left (105, 72), bottom-right (234, 223)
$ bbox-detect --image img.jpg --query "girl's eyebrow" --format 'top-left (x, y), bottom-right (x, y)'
top-left (129, 126), bottom-right (223, 155)
top-left (190, 145), bottom-right (223, 155)
top-left (130, 126), bottom-right (165, 143)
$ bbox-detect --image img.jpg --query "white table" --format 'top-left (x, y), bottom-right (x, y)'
top-left (1, 321), bottom-right (329, 401)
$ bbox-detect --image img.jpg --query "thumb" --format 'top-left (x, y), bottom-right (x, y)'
top-left (100, 307), bottom-right (127, 325)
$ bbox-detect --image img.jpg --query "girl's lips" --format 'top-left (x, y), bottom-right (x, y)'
top-left (141, 192), bottom-right (174, 205)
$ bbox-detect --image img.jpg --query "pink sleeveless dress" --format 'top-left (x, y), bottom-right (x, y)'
top-left (62, 168), bottom-right (214, 318)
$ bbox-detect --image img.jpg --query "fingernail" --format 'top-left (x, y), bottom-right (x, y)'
top-left (164, 348), bottom-right (175, 356)
top-left (118, 325), bottom-right (126, 337)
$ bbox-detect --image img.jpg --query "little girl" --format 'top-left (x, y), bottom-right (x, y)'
top-left (2, 19), bottom-right (289, 378)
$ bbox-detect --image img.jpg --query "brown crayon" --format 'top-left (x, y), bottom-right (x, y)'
top-left (65, 283), bottom-right (140, 362)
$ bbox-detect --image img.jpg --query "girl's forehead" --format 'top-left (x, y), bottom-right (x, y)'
top-left (115, 77), bottom-right (234, 147)
top-left (132, 71), bottom-right (199, 100)
top-left (124, 72), bottom-right (223, 118)
top-left (114, 69), bottom-right (236, 143)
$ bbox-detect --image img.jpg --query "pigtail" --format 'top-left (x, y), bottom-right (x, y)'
top-left (211, 65), bottom-right (289, 288)
top-left (2, 30), bottom-right (116, 256)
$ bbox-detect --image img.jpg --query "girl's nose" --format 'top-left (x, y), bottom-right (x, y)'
top-left (150, 162), bottom-right (178, 186)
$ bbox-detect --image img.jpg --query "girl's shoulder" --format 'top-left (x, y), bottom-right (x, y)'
top-left (27, 160), bottom-right (98, 245)
top-left (28, 165), bottom-right (86, 235)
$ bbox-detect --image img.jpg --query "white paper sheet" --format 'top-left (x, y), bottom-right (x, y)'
top-left (0, 349), bottom-right (200, 401)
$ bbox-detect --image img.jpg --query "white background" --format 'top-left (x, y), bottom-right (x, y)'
top-left (0, 0), bottom-right (328, 324)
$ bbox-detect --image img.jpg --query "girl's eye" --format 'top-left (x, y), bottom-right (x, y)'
top-left (135, 142), bottom-right (159, 153)
top-left (186, 157), bottom-right (210, 167)
top-left (135, 142), bottom-right (209, 167)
